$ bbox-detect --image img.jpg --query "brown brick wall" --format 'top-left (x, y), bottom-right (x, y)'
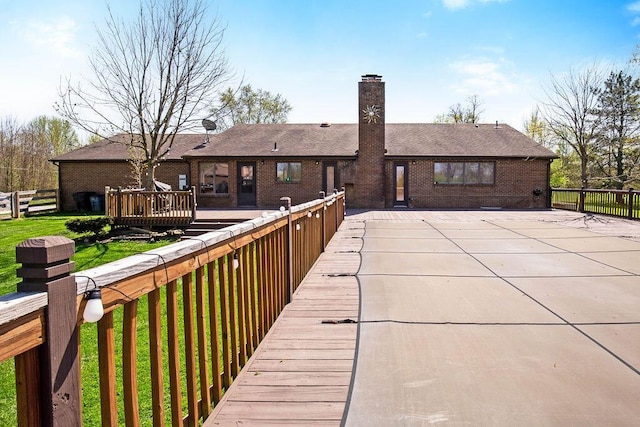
top-left (192, 159), bottom-right (337, 209)
top-left (384, 158), bottom-right (550, 209)
top-left (58, 160), bottom-right (188, 211)
top-left (354, 78), bottom-right (386, 208)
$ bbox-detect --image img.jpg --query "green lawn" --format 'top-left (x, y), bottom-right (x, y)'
top-left (0, 213), bottom-right (179, 426)
top-left (0, 213), bottom-right (175, 295)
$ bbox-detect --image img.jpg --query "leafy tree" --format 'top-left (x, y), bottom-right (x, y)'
top-left (592, 70), bottom-right (640, 189)
top-left (524, 108), bottom-right (552, 146)
top-left (541, 64), bottom-right (603, 188)
top-left (524, 108), bottom-right (574, 187)
top-left (211, 85), bottom-right (292, 131)
top-left (0, 116), bottom-right (78, 191)
top-left (434, 95), bottom-right (484, 123)
top-left (57, 0), bottom-right (232, 189)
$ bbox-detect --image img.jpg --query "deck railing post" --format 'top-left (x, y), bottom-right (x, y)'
top-left (117, 186), bottom-right (123, 221)
top-left (629, 188), bottom-right (635, 220)
top-left (191, 186), bottom-right (197, 222)
top-left (104, 186), bottom-right (110, 217)
top-left (15, 236), bottom-right (80, 426)
top-left (579, 187), bottom-right (586, 213)
top-left (280, 196), bottom-right (293, 303)
top-left (334, 189), bottom-right (340, 231)
top-left (319, 191), bottom-right (326, 252)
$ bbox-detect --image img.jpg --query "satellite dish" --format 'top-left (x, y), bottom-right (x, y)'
top-left (202, 119), bottom-right (217, 131)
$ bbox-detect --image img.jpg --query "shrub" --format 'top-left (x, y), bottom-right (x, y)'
top-left (65, 217), bottom-right (113, 238)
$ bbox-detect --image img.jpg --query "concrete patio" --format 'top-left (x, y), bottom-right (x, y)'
top-left (206, 209), bottom-right (640, 426)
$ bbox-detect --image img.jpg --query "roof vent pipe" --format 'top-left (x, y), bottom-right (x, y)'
top-left (495, 120), bottom-right (499, 129)
top-left (272, 142), bottom-right (278, 152)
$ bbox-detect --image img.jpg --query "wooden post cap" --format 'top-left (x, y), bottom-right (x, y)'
top-left (16, 236), bottom-right (75, 265)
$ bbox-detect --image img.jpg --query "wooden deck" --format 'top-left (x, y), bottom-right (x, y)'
top-left (204, 219), bottom-right (363, 425)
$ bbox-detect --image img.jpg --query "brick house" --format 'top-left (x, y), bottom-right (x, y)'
top-left (52, 74), bottom-right (556, 211)
top-left (51, 134), bottom-right (202, 211)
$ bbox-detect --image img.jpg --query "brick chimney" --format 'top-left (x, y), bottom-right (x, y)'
top-left (355, 74), bottom-right (386, 208)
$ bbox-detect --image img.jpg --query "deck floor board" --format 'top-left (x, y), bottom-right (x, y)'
top-left (203, 219), bottom-right (362, 426)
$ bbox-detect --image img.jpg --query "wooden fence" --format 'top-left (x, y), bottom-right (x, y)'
top-left (551, 188), bottom-right (639, 220)
top-left (106, 186), bottom-right (197, 228)
top-left (0, 189), bottom-right (58, 219)
top-left (0, 191), bottom-right (345, 426)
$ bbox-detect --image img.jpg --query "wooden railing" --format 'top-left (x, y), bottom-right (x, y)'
top-left (106, 186), bottom-right (197, 227)
top-left (551, 188), bottom-right (639, 220)
top-left (0, 192), bottom-right (345, 426)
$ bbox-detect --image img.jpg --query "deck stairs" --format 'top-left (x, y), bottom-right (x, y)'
top-left (182, 217), bottom-right (247, 237)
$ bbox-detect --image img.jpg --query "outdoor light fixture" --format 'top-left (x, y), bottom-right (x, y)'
top-left (233, 252), bottom-right (240, 270)
top-left (307, 211), bottom-right (312, 218)
top-left (83, 289), bottom-right (104, 323)
top-left (316, 212), bottom-right (320, 219)
top-left (280, 206), bottom-right (286, 212)
top-left (296, 223), bottom-right (301, 231)
top-left (262, 211), bottom-right (269, 218)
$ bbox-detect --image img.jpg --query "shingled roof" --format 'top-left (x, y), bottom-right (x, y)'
top-left (183, 124), bottom-right (357, 158)
top-left (183, 123), bottom-right (556, 159)
top-left (52, 123), bottom-right (556, 161)
top-left (51, 133), bottom-right (206, 162)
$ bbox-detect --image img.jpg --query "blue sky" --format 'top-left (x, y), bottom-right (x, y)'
top-left (1, 0), bottom-right (639, 134)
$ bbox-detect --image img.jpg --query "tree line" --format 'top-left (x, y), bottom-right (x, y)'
top-left (438, 60), bottom-right (640, 191)
top-left (528, 61), bottom-right (640, 190)
top-left (0, 116), bottom-right (79, 192)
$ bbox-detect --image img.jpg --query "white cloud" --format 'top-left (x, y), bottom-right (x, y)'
top-left (628, 1), bottom-right (640, 13)
top-left (443, 0), bottom-right (469, 10)
top-left (442, 0), bottom-right (510, 10)
top-left (21, 16), bottom-right (82, 58)
top-left (448, 56), bottom-right (520, 96)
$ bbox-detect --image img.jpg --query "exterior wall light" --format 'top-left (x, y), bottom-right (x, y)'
top-left (83, 289), bottom-right (104, 323)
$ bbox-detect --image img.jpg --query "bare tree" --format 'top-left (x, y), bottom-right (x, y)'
top-left (0, 117), bottom-right (21, 191)
top-left (0, 116), bottom-right (77, 191)
top-left (434, 94), bottom-right (484, 123)
top-left (541, 64), bottom-right (603, 187)
top-left (57, 0), bottom-right (232, 188)
top-left (464, 94), bottom-right (484, 124)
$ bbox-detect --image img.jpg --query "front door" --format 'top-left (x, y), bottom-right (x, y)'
top-left (323, 162), bottom-right (338, 194)
top-left (237, 162), bottom-right (256, 206)
top-left (394, 163), bottom-right (408, 207)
